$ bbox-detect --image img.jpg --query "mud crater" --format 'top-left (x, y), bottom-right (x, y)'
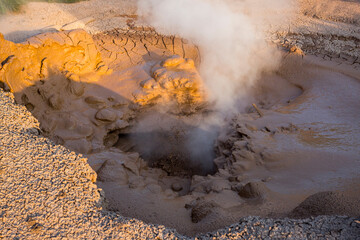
top-left (6, 29), bottom-right (360, 236)
top-left (114, 127), bottom-right (218, 177)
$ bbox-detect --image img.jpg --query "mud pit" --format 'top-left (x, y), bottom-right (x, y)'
top-left (1, 28), bottom-right (360, 236)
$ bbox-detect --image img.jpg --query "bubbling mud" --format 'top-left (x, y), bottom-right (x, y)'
top-left (1, 29), bottom-right (360, 236)
top-left (115, 121), bottom-right (218, 177)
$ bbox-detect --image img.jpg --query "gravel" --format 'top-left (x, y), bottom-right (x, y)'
top-left (1, 89), bottom-right (360, 239)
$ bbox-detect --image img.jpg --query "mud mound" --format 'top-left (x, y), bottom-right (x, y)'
top-left (290, 191), bottom-right (360, 218)
top-left (0, 29), bottom-right (206, 155)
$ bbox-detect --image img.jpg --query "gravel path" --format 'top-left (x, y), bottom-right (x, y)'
top-left (1, 88), bottom-right (360, 239)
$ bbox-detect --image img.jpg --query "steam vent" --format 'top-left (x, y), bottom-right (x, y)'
top-left (1, 0), bottom-right (360, 238)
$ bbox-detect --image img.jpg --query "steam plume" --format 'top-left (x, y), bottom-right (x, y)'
top-left (137, 0), bottom-right (295, 111)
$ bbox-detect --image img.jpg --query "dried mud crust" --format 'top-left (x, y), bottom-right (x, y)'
top-left (271, 0), bottom-right (360, 68)
top-left (93, 29), bottom-right (201, 71)
top-left (275, 32), bottom-right (360, 65)
top-left (1, 88), bottom-right (360, 239)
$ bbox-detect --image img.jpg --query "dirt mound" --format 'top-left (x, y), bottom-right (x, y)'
top-left (290, 190), bottom-right (360, 218)
top-left (0, 29), bottom-right (206, 156)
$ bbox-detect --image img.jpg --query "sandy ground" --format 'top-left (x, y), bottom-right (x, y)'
top-left (1, 0), bottom-right (360, 238)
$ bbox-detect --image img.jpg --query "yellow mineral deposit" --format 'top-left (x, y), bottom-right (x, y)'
top-left (0, 30), bottom-right (111, 95)
top-left (133, 55), bottom-right (205, 106)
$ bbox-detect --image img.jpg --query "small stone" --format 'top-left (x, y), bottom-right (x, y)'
top-left (171, 182), bottom-right (183, 192)
top-left (85, 96), bottom-right (106, 104)
top-left (26, 127), bottom-right (41, 136)
top-left (25, 103), bottom-right (34, 111)
top-left (85, 96), bottom-right (107, 108)
top-left (95, 109), bottom-right (117, 122)
top-left (97, 159), bottom-right (129, 183)
top-left (123, 158), bottom-right (140, 176)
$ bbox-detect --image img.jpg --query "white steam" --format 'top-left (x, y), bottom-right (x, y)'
top-left (137, 0), bottom-right (295, 111)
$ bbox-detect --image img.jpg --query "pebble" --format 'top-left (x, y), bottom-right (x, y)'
top-left (171, 182), bottom-right (183, 192)
top-left (95, 108), bottom-right (117, 122)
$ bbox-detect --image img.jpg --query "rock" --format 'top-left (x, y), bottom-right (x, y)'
top-left (107, 119), bottom-right (129, 131)
top-left (97, 159), bottom-right (128, 184)
top-left (95, 109), bottom-right (117, 122)
top-left (87, 149), bottom-right (125, 171)
top-left (111, 99), bottom-right (129, 108)
top-left (25, 103), bottom-right (34, 112)
top-left (290, 45), bottom-right (305, 57)
top-left (123, 153), bottom-right (142, 176)
top-left (26, 127), bottom-right (41, 136)
top-left (64, 138), bottom-right (92, 154)
top-left (171, 182), bottom-right (183, 192)
top-left (85, 96), bottom-right (106, 104)
top-left (85, 96), bottom-right (107, 108)
top-left (238, 181), bottom-right (270, 199)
